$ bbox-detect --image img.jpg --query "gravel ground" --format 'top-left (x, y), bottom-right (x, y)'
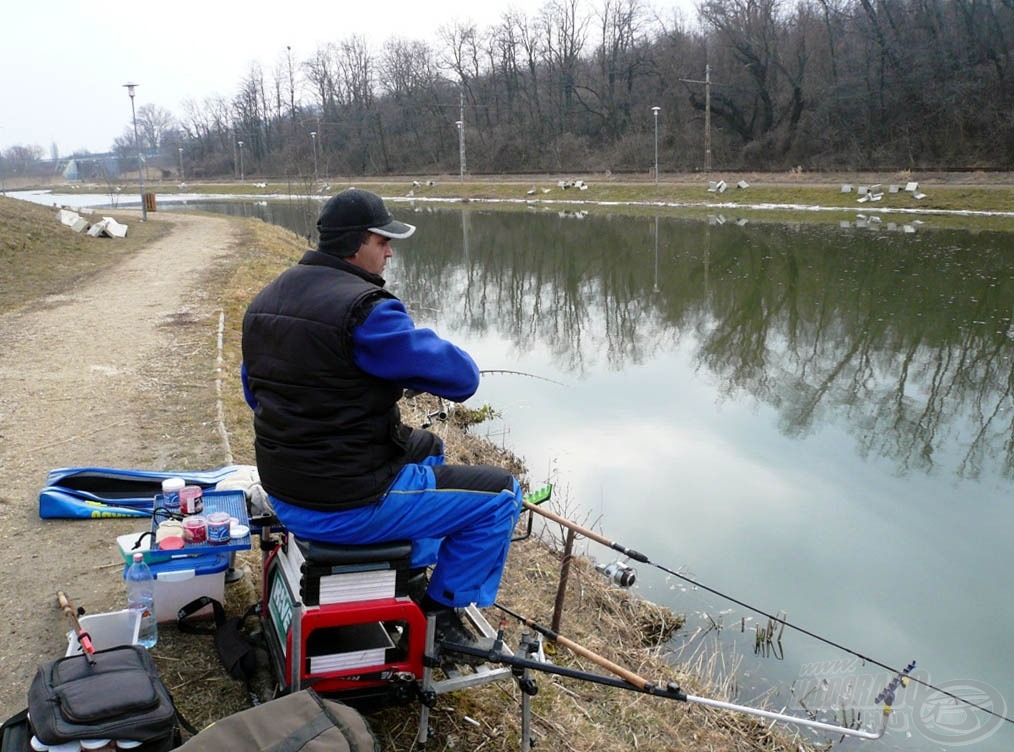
top-left (0, 211), bottom-right (239, 719)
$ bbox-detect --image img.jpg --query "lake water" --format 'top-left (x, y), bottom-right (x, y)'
top-left (15, 191), bottom-right (1014, 750)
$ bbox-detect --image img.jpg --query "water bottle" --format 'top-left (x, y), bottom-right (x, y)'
top-left (125, 553), bottom-right (157, 648)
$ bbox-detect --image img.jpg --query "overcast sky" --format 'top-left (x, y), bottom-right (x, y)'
top-left (2, 0), bottom-right (698, 158)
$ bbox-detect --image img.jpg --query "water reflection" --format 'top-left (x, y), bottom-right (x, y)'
top-left (178, 200), bottom-right (1013, 481)
top-left (389, 209), bottom-right (1014, 482)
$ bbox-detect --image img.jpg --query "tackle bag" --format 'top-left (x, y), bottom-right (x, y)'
top-left (38, 464), bottom-right (257, 519)
top-left (27, 645), bottom-right (182, 750)
top-left (0, 708), bottom-right (30, 752)
top-left (173, 689), bottom-right (378, 752)
top-left (176, 597), bottom-right (261, 689)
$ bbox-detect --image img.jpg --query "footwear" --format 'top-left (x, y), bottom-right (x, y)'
top-left (430, 607), bottom-right (495, 667)
top-left (406, 567), bottom-right (429, 604)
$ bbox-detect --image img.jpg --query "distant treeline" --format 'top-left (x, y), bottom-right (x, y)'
top-left (79, 0), bottom-right (1014, 177)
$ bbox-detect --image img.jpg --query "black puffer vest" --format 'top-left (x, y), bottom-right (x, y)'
top-left (241, 250), bottom-right (412, 509)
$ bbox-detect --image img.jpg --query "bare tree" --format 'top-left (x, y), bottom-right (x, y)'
top-left (541, 0), bottom-right (591, 137)
top-left (577, 0), bottom-right (649, 141)
top-left (2, 144), bottom-right (44, 174)
top-left (92, 0), bottom-right (1014, 176)
top-left (135, 104), bottom-right (177, 152)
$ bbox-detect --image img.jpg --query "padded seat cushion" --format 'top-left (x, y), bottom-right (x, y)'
top-left (294, 537), bottom-right (413, 566)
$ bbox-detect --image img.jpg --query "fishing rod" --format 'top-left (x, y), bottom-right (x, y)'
top-left (445, 603), bottom-right (910, 740)
top-left (479, 369), bottom-right (568, 387)
top-left (57, 591), bottom-right (96, 665)
top-left (523, 496), bottom-right (1014, 728)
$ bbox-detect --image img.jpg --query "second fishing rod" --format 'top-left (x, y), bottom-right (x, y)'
top-left (524, 496), bottom-right (1013, 728)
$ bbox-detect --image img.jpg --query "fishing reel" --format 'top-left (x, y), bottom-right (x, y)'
top-left (405, 389), bottom-right (449, 429)
top-left (595, 558), bottom-right (637, 588)
top-left (421, 402), bottom-right (448, 429)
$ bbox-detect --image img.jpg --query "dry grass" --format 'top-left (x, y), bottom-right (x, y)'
top-left (0, 196), bottom-right (168, 312)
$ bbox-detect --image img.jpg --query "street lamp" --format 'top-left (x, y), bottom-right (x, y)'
top-left (122, 82), bottom-right (147, 220)
top-left (310, 131), bottom-right (318, 182)
top-left (455, 120), bottom-right (464, 183)
top-left (237, 140), bottom-right (245, 181)
top-left (651, 106), bottom-right (661, 185)
top-left (177, 146), bottom-right (184, 182)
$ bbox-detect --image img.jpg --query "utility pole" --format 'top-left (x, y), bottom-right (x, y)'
top-left (456, 90), bottom-right (466, 183)
top-left (679, 64), bottom-right (721, 172)
top-left (287, 45), bottom-right (296, 123)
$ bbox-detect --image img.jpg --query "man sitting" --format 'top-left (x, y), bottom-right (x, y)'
top-left (241, 188), bottom-right (523, 657)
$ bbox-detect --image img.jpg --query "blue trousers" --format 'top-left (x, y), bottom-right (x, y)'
top-left (270, 449), bottom-right (522, 608)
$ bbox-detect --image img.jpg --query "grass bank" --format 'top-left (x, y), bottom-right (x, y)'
top-left (0, 196), bottom-right (168, 312)
top-left (137, 169), bottom-right (1014, 209)
top-left (21, 169), bottom-right (1014, 231)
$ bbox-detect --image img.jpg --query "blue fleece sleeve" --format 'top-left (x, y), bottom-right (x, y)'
top-left (240, 362), bottom-right (258, 410)
top-left (352, 298), bottom-right (480, 402)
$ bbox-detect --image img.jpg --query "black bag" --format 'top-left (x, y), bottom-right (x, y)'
top-left (176, 597), bottom-right (261, 689)
top-left (173, 689), bottom-right (378, 752)
top-left (27, 645), bottom-right (181, 749)
top-left (0, 708), bottom-right (29, 752)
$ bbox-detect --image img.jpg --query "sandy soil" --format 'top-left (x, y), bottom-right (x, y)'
top-left (0, 211), bottom-right (239, 719)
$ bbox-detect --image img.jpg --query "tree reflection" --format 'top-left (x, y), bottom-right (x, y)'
top-left (394, 209), bottom-right (1013, 480)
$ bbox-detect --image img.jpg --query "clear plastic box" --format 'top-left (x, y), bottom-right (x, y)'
top-left (65, 609), bottom-right (141, 656)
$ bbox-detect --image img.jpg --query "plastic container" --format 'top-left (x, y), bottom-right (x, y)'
top-left (79, 741), bottom-right (112, 751)
top-left (206, 511), bottom-right (231, 545)
top-left (160, 477), bottom-right (185, 513)
top-left (145, 551), bottom-right (230, 622)
top-left (179, 485), bottom-right (203, 515)
top-left (65, 610), bottom-right (141, 656)
top-left (125, 553), bottom-right (158, 648)
top-left (182, 515), bottom-right (207, 544)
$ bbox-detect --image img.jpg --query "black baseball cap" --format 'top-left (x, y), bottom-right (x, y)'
top-left (317, 188), bottom-right (416, 240)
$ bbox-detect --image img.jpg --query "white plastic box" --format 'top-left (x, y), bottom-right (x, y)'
top-left (66, 609), bottom-right (141, 656)
top-left (140, 551), bottom-right (231, 623)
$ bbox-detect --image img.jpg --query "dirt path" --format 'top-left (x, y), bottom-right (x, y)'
top-left (0, 211), bottom-right (239, 718)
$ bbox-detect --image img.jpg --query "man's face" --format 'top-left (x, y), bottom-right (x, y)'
top-left (346, 232), bottom-right (393, 276)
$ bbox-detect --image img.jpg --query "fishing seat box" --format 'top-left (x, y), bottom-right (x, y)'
top-left (262, 533), bottom-right (426, 700)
